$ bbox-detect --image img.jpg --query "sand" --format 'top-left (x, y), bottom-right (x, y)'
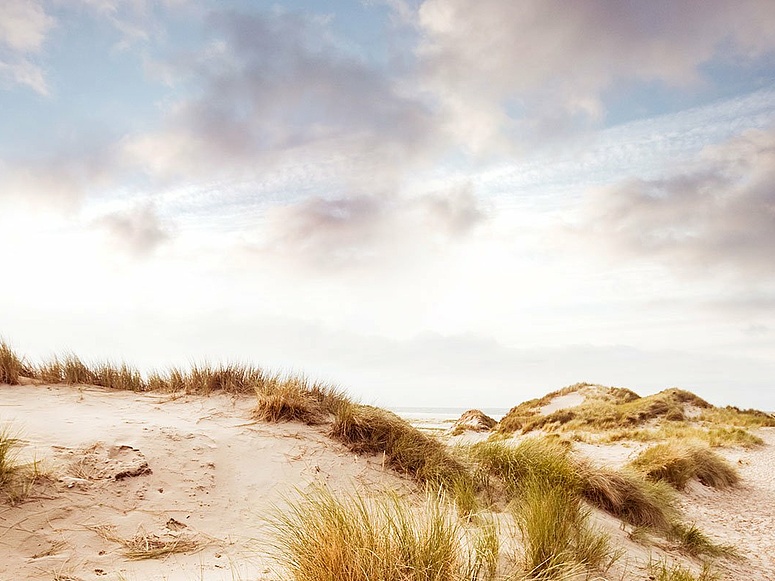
top-left (0, 384), bottom-right (411, 581)
top-left (2, 383), bottom-right (774, 581)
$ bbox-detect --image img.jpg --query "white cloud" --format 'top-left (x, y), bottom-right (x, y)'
top-left (578, 126), bottom-right (775, 280)
top-left (0, 0), bottom-right (53, 52)
top-left (0, 0), bottom-right (54, 94)
top-left (416, 0), bottom-right (775, 149)
top-left (255, 185), bottom-right (485, 271)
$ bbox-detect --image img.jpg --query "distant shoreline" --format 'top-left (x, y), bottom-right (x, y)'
top-left (389, 406), bottom-right (510, 422)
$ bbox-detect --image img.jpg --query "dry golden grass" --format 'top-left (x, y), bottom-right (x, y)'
top-left (514, 477), bottom-right (616, 579)
top-left (0, 340), bottom-right (25, 385)
top-left (0, 424), bottom-right (46, 505)
top-left (576, 462), bottom-right (676, 531)
top-left (701, 406), bottom-right (775, 428)
top-left (593, 424), bottom-right (764, 448)
top-left (629, 442), bottom-right (739, 490)
top-left (331, 402), bottom-right (474, 495)
top-left (470, 438), bottom-right (580, 498)
top-left (498, 384), bottom-right (773, 454)
top-left (497, 383), bottom-right (640, 434)
top-left (253, 375), bottom-right (346, 424)
top-left (89, 524), bottom-right (202, 560)
top-left (268, 487), bottom-right (498, 581)
top-left (668, 522), bottom-right (738, 559)
top-left (647, 559), bottom-right (719, 581)
top-left (470, 437), bottom-right (676, 532)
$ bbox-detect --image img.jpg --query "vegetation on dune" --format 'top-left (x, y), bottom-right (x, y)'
top-left (668, 522), bottom-right (738, 559)
top-left (594, 424), bottom-right (764, 448)
top-left (88, 524), bottom-right (201, 560)
top-left (700, 405), bottom-right (775, 428)
top-left (0, 424), bottom-right (44, 504)
top-left (2, 339), bottom-right (752, 577)
top-left (497, 383), bottom-right (640, 434)
top-left (268, 487), bottom-right (499, 581)
top-left (471, 438), bottom-right (676, 532)
top-left (647, 560), bottom-right (719, 581)
top-left (576, 462), bottom-right (676, 530)
top-left (629, 442), bottom-right (739, 490)
top-left (253, 374), bottom-right (345, 424)
top-left (0, 341), bottom-right (26, 385)
top-left (330, 402), bottom-right (477, 508)
top-left (514, 478), bottom-right (615, 578)
top-left (498, 383), bottom-right (773, 451)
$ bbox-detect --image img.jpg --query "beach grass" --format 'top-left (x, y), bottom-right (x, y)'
top-left (514, 477), bottom-right (615, 578)
top-left (268, 487), bottom-right (498, 581)
top-left (0, 341), bottom-right (25, 385)
top-left (668, 522), bottom-right (738, 559)
top-left (0, 424), bottom-right (45, 504)
top-left (576, 462), bottom-right (676, 530)
top-left (647, 559), bottom-right (719, 581)
top-left (629, 442), bottom-right (739, 490)
top-left (330, 402), bottom-right (476, 507)
top-left (470, 437), bottom-right (676, 531)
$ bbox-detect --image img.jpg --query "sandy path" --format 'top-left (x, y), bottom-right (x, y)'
top-left (676, 428), bottom-right (775, 580)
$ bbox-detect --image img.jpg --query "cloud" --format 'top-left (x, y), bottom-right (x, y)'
top-left (0, 0), bottom-right (54, 94)
top-left (0, 140), bottom-right (119, 209)
top-left (124, 9), bottom-right (439, 187)
top-left (0, 0), bottom-right (52, 52)
top-left (416, 0), bottom-right (775, 149)
top-left (96, 203), bottom-right (171, 258)
top-left (578, 126), bottom-right (775, 279)
top-left (259, 185), bottom-right (485, 270)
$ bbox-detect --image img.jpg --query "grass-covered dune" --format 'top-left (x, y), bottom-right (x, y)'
top-left (496, 382), bottom-right (775, 448)
top-left (2, 339), bottom-right (773, 580)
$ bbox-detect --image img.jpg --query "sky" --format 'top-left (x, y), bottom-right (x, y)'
top-left (1, 1), bottom-right (775, 410)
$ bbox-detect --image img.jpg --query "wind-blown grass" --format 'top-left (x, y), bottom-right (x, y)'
top-left (514, 478), bottom-right (615, 578)
top-left (595, 424), bottom-right (764, 448)
top-left (331, 402), bottom-right (476, 504)
top-left (668, 522), bottom-right (738, 559)
top-left (647, 560), bottom-right (719, 581)
top-left (0, 424), bottom-right (44, 504)
top-left (268, 487), bottom-right (498, 581)
top-left (629, 442), bottom-right (739, 490)
top-left (0, 341), bottom-right (25, 385)
top-left (577, 462), bottom-right (676, 530)
top-left (470, 438), bottom-right (675, 531)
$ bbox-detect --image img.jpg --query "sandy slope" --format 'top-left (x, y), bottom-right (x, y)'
top-left (2, 384), bottom-right (774, 581)
top-left (677, 428), bottom-right (775, 580)
top-left (0, 384), bottom-right (411, 581)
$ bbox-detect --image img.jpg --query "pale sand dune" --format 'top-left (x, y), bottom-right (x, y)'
top-left (0, 384), bottom-right (411, 581)
top-left (676, 429), bottom-right (775, 579)
top-left (539, 392), bottom-right (586, 415)
top-left (2, 384), bottom-right (774, 581)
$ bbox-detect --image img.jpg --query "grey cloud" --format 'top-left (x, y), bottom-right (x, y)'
top-left (133, 9), bottom-right (438, 184)
top-left (96, 204), bottom-right (171, 258)
top-left (416, 0), bottom-right (775, 146)
top-left (260, 185), bottom-right (485, 270)
top-left (579, 127), bottom-right (775, 278)
top-left (1, 139), bottom-right (121, 208)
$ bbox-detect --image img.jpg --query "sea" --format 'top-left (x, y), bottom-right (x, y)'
top-left (388, 406), bottom-right (510, 424)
